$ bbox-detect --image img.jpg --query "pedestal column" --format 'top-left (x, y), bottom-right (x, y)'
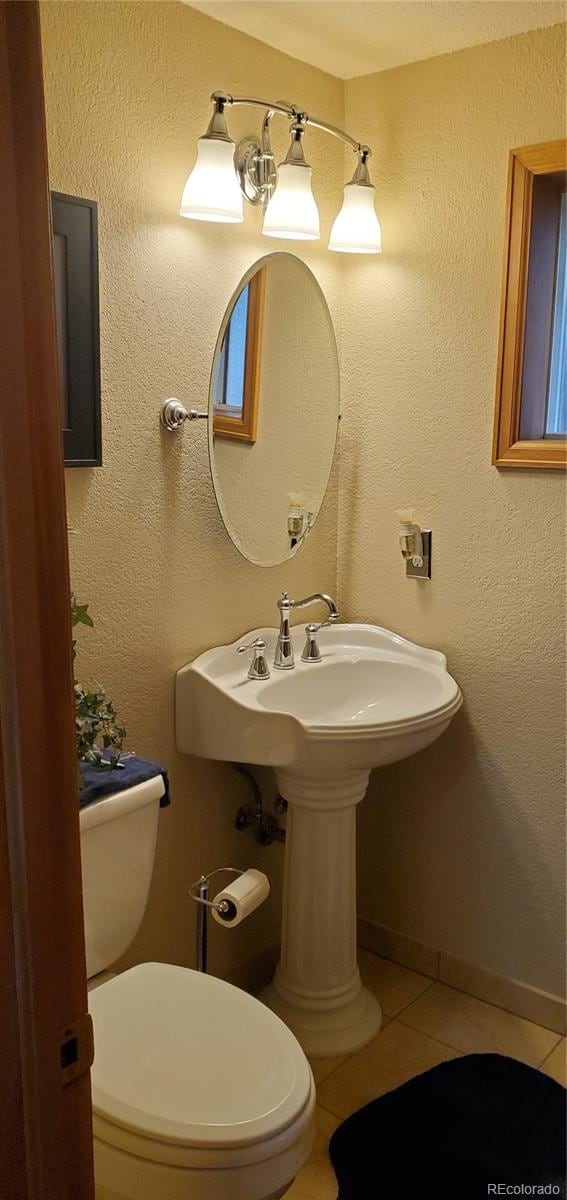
top-left (262, 768), bottom-right (382, 1057)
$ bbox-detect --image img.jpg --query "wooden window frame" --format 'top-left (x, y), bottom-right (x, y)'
top-left (492, 139), bottom-right (567, 470)
top-left (213, 267), bottom-right (265, 443)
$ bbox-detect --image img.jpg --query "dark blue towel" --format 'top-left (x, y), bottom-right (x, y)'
top-left (79, 753), bottom-right (171, 810)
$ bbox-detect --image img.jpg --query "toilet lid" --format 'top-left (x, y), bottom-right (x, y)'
top-left (88, 962), bottom-right (313, 1149)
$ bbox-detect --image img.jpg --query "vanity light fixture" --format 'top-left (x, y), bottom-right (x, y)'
top-left (262, 121), bottom-right (320, 241)
top-left (180, 96), bottom-right (243, 223)
top-left (180, 92), bottom-right (382, 253)
top-left (328, 150), bottom-right (382, 254)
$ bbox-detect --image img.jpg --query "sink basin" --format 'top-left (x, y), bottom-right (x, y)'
top-left (176, 622), bottom-right (462, 1058)
top-left (176, 623), bottom-right (462, 773)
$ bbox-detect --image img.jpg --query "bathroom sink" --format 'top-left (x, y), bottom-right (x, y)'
top-left (176, 623), bottom-right (462, 773)
top-left (176, 623), bottom-right (461, 1058)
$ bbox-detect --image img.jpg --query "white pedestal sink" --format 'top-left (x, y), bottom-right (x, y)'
top-left (176, 624), bottom-right (462, 1057)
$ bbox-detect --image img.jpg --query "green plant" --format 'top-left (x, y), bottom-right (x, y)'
top-left (72, 595), bottom-right (126, 769)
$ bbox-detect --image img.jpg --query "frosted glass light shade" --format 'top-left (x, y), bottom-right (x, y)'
top-left (262, 164), bottom-right (320, 241)
top-left (329, 183), bottom-right (382, 253)
top-left (180, 138), bottom-right (243, 223)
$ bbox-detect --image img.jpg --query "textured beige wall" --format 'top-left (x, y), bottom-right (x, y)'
top-left (340, 25), bottom-right (566, 998)
top-left (41, 0), bottom-right (344, 978)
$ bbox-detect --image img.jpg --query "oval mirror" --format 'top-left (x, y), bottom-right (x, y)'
top-left (208, 253), bottom-right (339, 566)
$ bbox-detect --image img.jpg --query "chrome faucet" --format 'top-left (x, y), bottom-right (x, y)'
top-left (274, 592), bottom-right (339, 670)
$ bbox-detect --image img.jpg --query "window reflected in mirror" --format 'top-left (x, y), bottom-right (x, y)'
top-left (213, 268), bottom-right (265, 442)
top-left (493, 140), bottom-right (566, 469)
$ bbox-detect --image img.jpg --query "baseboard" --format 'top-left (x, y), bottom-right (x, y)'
top-left (225, 924), bottom-right (566, 1038)
top-left (358, 917), bottom-right (566, 1037)
top-left (358, 918), bottom-right (441, 979)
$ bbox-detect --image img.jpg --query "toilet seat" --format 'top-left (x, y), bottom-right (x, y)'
top-left (89, 962), bottom-right (315, 1171)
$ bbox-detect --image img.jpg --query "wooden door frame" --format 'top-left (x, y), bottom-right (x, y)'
top-left (0, 3), bottom-right (95, 1197)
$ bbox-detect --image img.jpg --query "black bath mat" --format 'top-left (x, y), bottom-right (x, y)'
top-left (329, 1052), bottom-right (566, 1199)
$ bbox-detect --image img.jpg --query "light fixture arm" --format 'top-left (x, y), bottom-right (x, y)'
top-left (211, 90), bottom-right (369, 158)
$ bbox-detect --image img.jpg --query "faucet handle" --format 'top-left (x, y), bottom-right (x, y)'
top-left (307, 614), bottom-right (341, 633)
top-left (237, 638), bottom-right (270, 680)
top-left (301, 617), bottom-right (340, 663)
top-left (237, 637), bottom-right (266, 653)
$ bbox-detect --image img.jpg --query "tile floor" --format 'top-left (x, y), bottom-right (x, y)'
top-left (287, 949), bottom-right (566, 1200)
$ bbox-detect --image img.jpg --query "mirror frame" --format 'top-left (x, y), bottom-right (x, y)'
top-left (208, 252), bottom-right (340, 566)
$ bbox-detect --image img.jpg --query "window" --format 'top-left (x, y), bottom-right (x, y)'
top-left (213, 267), bottom-right (265, 443)
top-left (493, 140), bottom-right (566, 469)
top-left (546, 191), bottom-right (566, 437)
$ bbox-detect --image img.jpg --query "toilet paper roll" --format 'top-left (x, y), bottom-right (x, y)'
top-left (212, 869), bottom-right (270, 927)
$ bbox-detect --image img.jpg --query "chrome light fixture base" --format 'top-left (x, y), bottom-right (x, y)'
top-left (234, 136), bottom-right (277, 208)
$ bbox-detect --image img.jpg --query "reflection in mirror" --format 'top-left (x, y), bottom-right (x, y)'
top-left (209, 254), bottom-right (339, 566)
top-left (213, 269), bottom-right (265, 442)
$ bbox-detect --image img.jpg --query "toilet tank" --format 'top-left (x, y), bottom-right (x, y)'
top-left (79, 776), bottom-right (164, 979)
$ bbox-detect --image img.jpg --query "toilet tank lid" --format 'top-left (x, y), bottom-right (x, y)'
top-left (88, 962), bottom-right (313, 1149)
top-left (79, 775), bottom-right (165, 832)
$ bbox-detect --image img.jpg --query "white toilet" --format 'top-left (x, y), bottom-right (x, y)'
top-left (80, 775), bottom-right (316, 1200)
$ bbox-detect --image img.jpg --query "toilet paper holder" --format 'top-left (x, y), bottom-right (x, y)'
top-left (189, 867), bottom-right (246, 974)
top-left (189, 868), bottom-right (273, 979)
